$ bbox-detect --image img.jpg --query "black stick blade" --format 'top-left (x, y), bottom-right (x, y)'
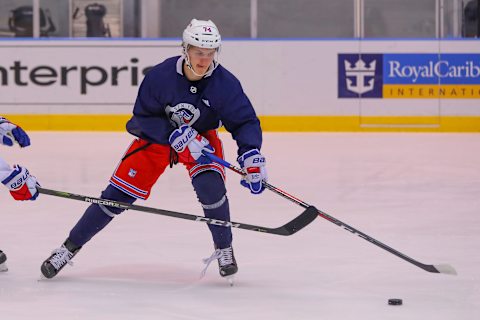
top-left (422, 263), bottom-right (457, 275)
top-left (271, 206), bottom-right (319, 236)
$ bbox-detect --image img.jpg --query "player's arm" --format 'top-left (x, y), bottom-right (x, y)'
top-left (125, 72), bottom-right (174, 144)
top-left (217, 81), bottom-right (267, 194)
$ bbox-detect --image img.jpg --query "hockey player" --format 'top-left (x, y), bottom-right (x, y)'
top-left (0, 117), bottom-right (40, 271)
top-left (40, 19), bottom-right (268, 282)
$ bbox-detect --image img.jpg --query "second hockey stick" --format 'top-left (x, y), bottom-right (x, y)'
top-left (38, 187), bottom-right (318, 236)
top-left (206, 153), bottom-right (457, 275)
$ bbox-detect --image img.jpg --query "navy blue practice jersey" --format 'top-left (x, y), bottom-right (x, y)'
top-left (126, 56), bottom-right (262, 157)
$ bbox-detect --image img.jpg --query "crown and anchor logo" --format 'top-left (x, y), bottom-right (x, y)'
top-left (344, 58), bottom-right (377, 95)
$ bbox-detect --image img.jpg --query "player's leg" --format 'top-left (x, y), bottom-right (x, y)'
top-left (191, 171), bottom-right (238, 278)
top-left (40, 185), bottom-right (136, 279)
top-left (192, 171), bottom-right (232, 248)
top-left (182, 130), bottom-right (238, 278)
top-left (41, 139), bottom-right (170, 279)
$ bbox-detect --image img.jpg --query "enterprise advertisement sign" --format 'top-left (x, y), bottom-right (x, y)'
top-left (338, 53), bottom-right (480, 99)
top-left (0, 42), bottom-right (179, 105)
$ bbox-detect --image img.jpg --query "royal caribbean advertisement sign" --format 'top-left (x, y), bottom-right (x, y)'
top-left (338, 54), bottom-right (480, 99)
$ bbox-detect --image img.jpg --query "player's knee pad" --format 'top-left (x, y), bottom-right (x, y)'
top-left (98, 184), bottom-right (136, 217)
top-left (192, 171), bottom-right (227, 208)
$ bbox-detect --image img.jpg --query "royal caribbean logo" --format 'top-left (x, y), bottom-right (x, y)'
top-left (338, 54), bottom-right (383, 98)
top-left (338, 53), bottom-right (480, 99)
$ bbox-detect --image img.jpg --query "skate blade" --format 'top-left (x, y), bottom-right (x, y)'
top-left (38, 273), bottom-right (50, 281)
top-left (225, 275), bottom-right (235, 287)
top-left (0, 263), bottom-right (8, 272)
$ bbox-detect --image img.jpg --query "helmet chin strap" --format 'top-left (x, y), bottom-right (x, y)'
top-left (184, 48), bottom-right (219, 78)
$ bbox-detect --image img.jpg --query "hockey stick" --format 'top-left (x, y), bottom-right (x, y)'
top-left (37, 187), bottom-right (318, 236)
top-left (206, 153), bottom-right (457, 275)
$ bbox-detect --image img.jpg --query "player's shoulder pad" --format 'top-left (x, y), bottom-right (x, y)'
top-left (141, 56), bottom-right (180, 88)
top-left (212, 64), bottom-right (242, 88)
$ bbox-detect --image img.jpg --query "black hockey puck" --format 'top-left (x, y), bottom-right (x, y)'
top-left (388, 298), bottom-right (403, 306)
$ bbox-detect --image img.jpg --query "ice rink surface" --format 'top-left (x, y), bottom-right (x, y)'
top-left (0, 132), bottom-right (479, 320)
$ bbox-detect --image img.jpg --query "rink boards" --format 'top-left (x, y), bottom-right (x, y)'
top-left (1, 39), bottom-right (479, 132)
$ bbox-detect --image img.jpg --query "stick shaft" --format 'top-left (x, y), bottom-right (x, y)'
top-left (206, 153), bottom-right (456, 275)
top-left (37, 187), bottom-right (317, 236)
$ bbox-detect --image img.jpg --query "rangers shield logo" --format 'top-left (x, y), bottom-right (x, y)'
top-left (128, 168), bottom-right (137, 178)
top-left (165, 102), bottom-right (201, 127)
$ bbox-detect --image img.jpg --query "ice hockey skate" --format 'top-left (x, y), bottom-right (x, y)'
top-left (202, 245), bottom-right (238, 286)
top-left (40, 239), bottom-right (81, 279)
top-left (0, 250), bottom-right (8, 272)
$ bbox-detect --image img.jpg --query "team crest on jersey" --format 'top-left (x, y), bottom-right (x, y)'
top-left (128, 168), bottom-right (137, 178)
top-left (165, 103), bottom-right (200, 127)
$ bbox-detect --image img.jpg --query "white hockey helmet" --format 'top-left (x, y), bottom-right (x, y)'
top-left (182, 19), bottom-right (221, 50)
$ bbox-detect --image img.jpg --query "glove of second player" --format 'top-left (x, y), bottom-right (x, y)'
top-left (0, 117), bottom-right (31, 147)
top-left (237, 149), bottom-right (268, 194)
top-left (169, 125), bottom-right (214, 165)
top-left (1, 165), bottom-right (40, 201)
